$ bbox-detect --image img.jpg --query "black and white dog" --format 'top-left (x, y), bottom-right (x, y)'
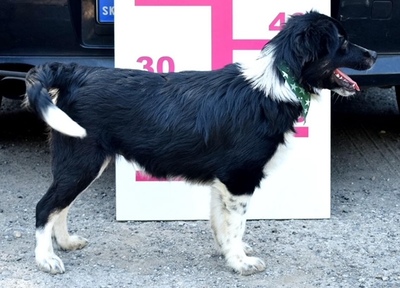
top-left (25, 11), bottom-right (376, 275)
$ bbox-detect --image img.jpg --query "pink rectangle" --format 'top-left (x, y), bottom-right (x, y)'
top-left (136, 171), bottom-right (183, 182)
top-left (136, 171), bottom-right (167, 181)
top-left (232, 39), bottom-right (268, 50)
top-left (294, 127), bottom-right (309, 138)
top-left (136, 0), bottom-right (214, 6)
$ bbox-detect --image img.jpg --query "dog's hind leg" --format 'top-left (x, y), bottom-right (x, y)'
top-left (210, 180), bottom-right (266, 275)
top-left (52, 157), bottom-right (111, 252)
top-left (52, 205), bottom-right (88, 251)
top-left (35, 146), bottom-right (110, 274)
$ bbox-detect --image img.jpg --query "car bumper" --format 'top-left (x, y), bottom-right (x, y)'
top-left (342, 54), bottom-right (400, 87)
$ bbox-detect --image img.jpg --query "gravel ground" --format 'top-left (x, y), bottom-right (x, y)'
top-left (1, 88), bottom-right (400, 287)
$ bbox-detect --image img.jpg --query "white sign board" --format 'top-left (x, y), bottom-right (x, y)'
top-left (114, 0), bottom-right (331, 220)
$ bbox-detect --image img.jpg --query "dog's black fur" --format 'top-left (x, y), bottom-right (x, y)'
top-left (25, 11), bottom-right (376, 275)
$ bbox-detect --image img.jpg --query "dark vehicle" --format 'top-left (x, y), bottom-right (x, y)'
top-left (0, 0), bottom-right (114, 107)
top-left (332, 0), bottom-right (400, 102)
top-left (1, 0), bottom-right (400, 107)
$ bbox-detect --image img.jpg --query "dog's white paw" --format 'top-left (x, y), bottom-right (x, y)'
top-left (57, 235), bottom-right (88, 251)
top-left (227, 255), bottom-right (266, 276)
top-left (36, 251), bottom-right (65, 274)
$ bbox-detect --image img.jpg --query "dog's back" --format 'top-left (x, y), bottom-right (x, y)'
top-left (25, 62), bottom-right (281, 184)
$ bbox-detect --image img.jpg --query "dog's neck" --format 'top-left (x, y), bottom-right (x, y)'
top-left (277, 62), bottom-right (311, 118)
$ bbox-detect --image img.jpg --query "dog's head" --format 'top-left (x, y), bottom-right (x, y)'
top-left (270, 11), bottom-right (377, 96)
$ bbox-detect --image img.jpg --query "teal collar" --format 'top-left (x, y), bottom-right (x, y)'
top-left (278, 62), bottom-right (311, 118)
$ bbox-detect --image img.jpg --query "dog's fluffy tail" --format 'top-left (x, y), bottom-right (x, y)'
top-left (25, 63), bottom-right (87, 138)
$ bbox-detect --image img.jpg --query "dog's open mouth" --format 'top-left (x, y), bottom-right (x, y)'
top-left (333, 69), bottom-right (360, 92)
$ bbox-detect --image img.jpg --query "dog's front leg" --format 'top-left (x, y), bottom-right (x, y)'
top-left (210, 181), bottom-right (266, 275)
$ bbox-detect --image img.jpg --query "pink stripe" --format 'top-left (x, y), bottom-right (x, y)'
top-left (136, 171), bottom-right (165, 181)
top-left (232, 39), bottom-right (268, 50)
top-left (294, 127), bottom-right (309, 138)
top-left (210, 0), bottom-right (233, 69)
top-left (136, 171), bottom-right (183, 182)
top-left (136, 0), bottom-right (214, 6)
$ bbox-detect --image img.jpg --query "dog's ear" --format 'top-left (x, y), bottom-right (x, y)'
top-left (293, 21), bottom-right (338, 66)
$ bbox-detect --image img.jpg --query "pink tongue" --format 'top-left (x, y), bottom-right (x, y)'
top-left (335, 69), bottom-right (360, 91)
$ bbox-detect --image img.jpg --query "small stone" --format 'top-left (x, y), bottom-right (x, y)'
top-left (376, 276), bottom-right (389, 281)
top-left (13, 231), bottom-right (22, 238)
